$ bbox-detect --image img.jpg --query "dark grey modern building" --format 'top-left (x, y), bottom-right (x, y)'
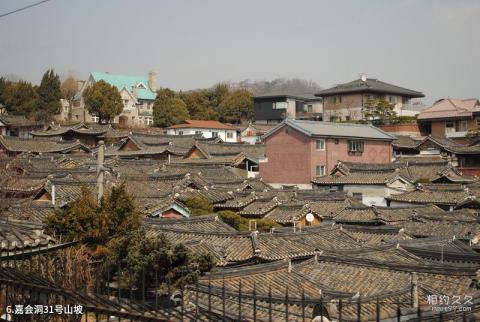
top-left (253, 92), bottom-right (323, 124)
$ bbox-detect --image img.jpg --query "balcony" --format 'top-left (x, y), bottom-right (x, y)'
top-left (445, 131), bottom-right (468, 138)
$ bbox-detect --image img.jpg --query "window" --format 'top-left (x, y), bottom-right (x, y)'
top-left (388, 96), bottom-right (397, 103)
top-left (307, 104), bottom-right (313, 112)
top-left (91, 114), bottom-right (99, 123)
top-left (316, 165), bottom-right (325, 176)
top-left (212, 131), bottom-right (218, 138)
top-left (227, 132), bottom-right (234, 139)
top-left (273, 101), bottom-right (287, 109)
top-left (457, 120), bottom-right (468, 132)
top-left (195, 130), bottom-right (202, 135)
top-left (178, 130), bottom-right (184, 135)
top-left (445, 121), bottom-right (454, 133)
top-left (315, 139), bottom-right (325, 151)
top-left (348, 140), bottom-right (364, 152)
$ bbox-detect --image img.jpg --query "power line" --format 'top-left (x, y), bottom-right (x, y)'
top-left (0, 0), bottom-right (52, 19)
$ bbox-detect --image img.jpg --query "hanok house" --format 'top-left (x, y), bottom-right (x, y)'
top-left (260, 119), bottom-right (395, 189)
top-left (166, 120), bottom-right (238, 143)
top-left (253, 91), bottom-right (323, 124)
top-left (0, 115), bottom-right (42, 139)
top-left (316, 76), bottom-right (424, 121)
top-left (0, 136), bottom-right (91, 157)
top-left (417, 98), bottom-right (480, 144)
top-left (239, 123), bottom-right (275, 144)
top-left (31, 123), bottom-right (111, 147)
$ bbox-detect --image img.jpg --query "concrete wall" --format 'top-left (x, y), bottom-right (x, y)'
top-left (166, 128), bottom-right (238, 142)
top-left (343, 184), bottom-right (387, 206)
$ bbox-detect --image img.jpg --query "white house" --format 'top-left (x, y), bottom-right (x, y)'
top-left (71, 71), bottom-right (157, 127)
top-left (166, 120), bottom-right (238, 142)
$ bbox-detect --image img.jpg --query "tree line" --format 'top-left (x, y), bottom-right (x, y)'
top-left (0, 70), bottom-right (78, 122)
top-left (153, 84), bottom-right (254, 127)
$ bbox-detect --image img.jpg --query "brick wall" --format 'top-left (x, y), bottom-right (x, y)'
top-left (431, 121), bottom-right (445, 137)
top-left (377, 123), bottom-right (421, 136)
top-left (261, 125), bottom-right (393, 184)
top-left (260, 126), bottom-right (311, 184)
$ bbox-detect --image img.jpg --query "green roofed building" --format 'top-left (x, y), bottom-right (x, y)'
top-left (71, 71), bottom-right (157, 127)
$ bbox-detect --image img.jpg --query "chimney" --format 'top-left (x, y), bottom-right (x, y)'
top-left (97, 140), bottom-right (105, 203)
top-left (51, 185), bottom-right (56, 205)
top-left (148, 71), bottom-right (157, 92)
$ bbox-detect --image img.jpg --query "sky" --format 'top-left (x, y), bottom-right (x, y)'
top-left (0, 0), bottom-right (479, 104)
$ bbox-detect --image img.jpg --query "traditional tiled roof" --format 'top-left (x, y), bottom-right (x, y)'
top-left (391, 135), bottom-right (423, 149)
top-left (1, 201), bottom-right (55, 224)
top-left (167, 119), bottom-right (236, 130)
top-left (144, 214), bottom-right (236, 233)
top-left (386, 184), bottom-right (473, 206)
top-left (0, 136), bottom-right (91, 154)
top-left (374, 204), bottom-right (443, 223)
top-left (213, 192), bottom-right (257, 211)
top-left (0, 220), bottom-right (55, 251)
top-left (263, 203), bottom-right (313, 224)
top-left (192, 246), bottom-right (477, 321)
top-left (237, 198), bottom-right (279, 217)
top-left (190, 141), bottom-right (266, 161)
top-left (176, 188), bottom-right (234, 204)
top-left (312, 171), bottom-right (397, 185)
top-left (401, 219), bottom-right (480, 239)
top-left (0, 115), bottom-right (40, 128)
top-left (316, 78), bottom-right (424, 98)
top-left (31, 123), bottom-right (110, 137)
top-left (333, 206), bottom-right (381, 223)
top-left (342, 225), bottom-right (411, 246)
top-left (313, 160), bottom-right (469, 185)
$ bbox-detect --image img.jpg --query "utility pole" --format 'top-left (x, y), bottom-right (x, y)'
top-left (97, 140), bottom-right (105, 203)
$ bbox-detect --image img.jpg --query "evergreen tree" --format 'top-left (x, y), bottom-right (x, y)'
top-left (1, 81), bottom-right (38, 116)
top-left (153, 95), bottom-right (189, 127)
top-left (184, 196), bottom-right (213, 216)
top-left (218, 89), bottom-right (253, 123)
top-left (83, 80), bottom-right (123, 123)
top-left (37, 69), bottom-right (62, 117)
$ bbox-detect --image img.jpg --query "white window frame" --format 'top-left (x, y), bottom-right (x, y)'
top-left (315, 139), bottom-right (325, 151)
top-left (226, 132), bottom-right (234, 139)
top-left (212, 131), bottom-right (219, 138)
top-left (178, 130), bottom-right (184, 135)
top-left (195, 130), bottom-right (202, 135)
top-left (316, 165), bottom-right (325, 176)
top-left (272, 101), bottom-right (287, 110)
top-left (348, 140), bottom-right (364, 152)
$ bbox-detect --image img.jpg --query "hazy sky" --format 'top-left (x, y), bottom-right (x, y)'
top-left (0, 0), bottom-right (479, 103)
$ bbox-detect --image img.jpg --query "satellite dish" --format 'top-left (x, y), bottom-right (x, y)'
top-left (306, 213), bottom-right (314, 223)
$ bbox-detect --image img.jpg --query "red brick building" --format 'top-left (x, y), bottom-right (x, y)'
top-left (259, 119), bottom-right (395, 187)
top-left (417, 98), bottom-right (480, 144)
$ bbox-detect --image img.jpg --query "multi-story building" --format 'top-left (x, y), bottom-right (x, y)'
top-left (417, 98), bottom-right (480, 144)
top-left (316, 76), bottom-right (424, 121)
top-left (259, 119), bottom-right (395, 188)
top-left (253, 92), bottom-right (323, 124)
top-left (71, 71), bottom-right (157, 127)
top-left (166, 120), bottom-right (238, 142)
